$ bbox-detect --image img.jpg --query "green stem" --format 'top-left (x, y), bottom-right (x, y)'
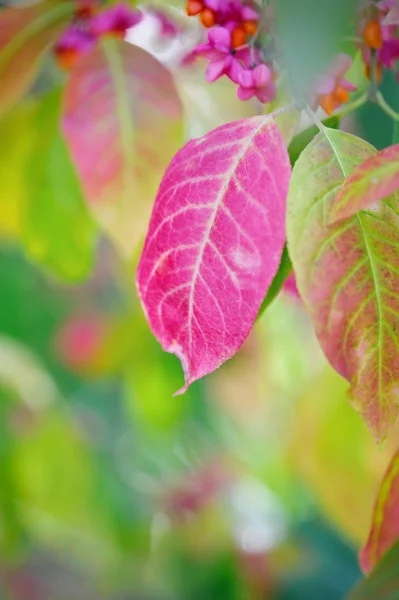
top-left (376, 90), bottom-right (399, 121)
top-left (334, 91), bottom-right (368, 119)
top-left (369, 49), bottom-right (378, 101)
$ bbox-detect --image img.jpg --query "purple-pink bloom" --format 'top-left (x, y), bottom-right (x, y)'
top-left (54, 26), bottom-right (96, 70)
top-left (89, 3), bottom-right (142, 38)
top-left (203, 0), bottom-right (259, 28)
top-left (147, 8), bottom-right (179, 37)
top-left (382, 2), bottom-right (399, 25)
top-left (237, 64), bottom-right (275, 103)
top-left (194, 27), bottom-right (243, 82)
top-left (314, 53), bottom-right (356, 96)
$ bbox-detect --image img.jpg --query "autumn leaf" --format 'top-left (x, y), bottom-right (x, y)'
top-left (330, 144), bottom-right (399, 224)
top-left (0, 1), bottom-right (75, 115)
top-left (359, 448), bottom-right (399, 574)
top-left (287, 127), bottom-right (399, 442)
top-left (62, 39), bottom-right (184, 258)
top-left (350, 541), bottom-right (399, 598)
top-left (136, 116), bottom-right (291, 392)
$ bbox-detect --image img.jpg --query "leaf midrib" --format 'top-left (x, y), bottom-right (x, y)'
top-left (322, 126), bottom-right (383, 400)
top-left (102, 39), bottom-right (135, 213)
top-left (187, 117), bottom-right (267, 354)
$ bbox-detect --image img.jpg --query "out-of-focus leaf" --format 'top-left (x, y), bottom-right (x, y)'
top-left (0, 91), bottom-right (97, 281)
top-left (290, 365), bottom-right (399, 545)
top-left (136, 116), bottom-right (291, 392)
top-left (14, 408), bottom-right (114, 562)
top-left (359, 448), bottom-right (399, 574)
top-left (288, 115), bottom-right (340, 167)
top-left (0, 336), bottom-right (58, 409)
top-left (330, 144), bottom-right (399, 224)
top-left (275, 0), bottom-right (358, 97)
top-left (0, 0), bottom-right (75, 114)
top-left (287, 128), bottom-right (399, 442)
top-left (62, 39), bottom-right (184, 259)
top-left (349, 540), bottom-right (399, 599)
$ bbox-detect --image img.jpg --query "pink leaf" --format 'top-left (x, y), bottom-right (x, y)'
top-left (330, 144), bottom-right (399, 225)
top-left (360, 449), bottom-right (399, 573)
top-left (136, 116), bottom-right (291, 392)
top-left (62, 39), bottom-right (183, 257)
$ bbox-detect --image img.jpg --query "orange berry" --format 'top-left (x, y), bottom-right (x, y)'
top-left (319, 94), bottom-right (335, 116)
top-left (365, 62), bottom-right (383, 83)
top-left (363, 19), bottom-right (383, 49)
top-left (332, 85), bottom-right (349, 105)
top-left (54, 49), bottom-right (79, 71)
top-left (243, 20), bottom-right (258, 35)
top-left (231, 25), bottom-right (247, 48)
top-left (186, 0), bottom-right (203, 16)
top-left (200, 7), bottom-right (216, 27)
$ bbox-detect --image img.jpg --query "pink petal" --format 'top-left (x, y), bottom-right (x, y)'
top-left (195, 45), bottom-right (224, 61)
top-left (208, 26), bottom-right (231, 52)
top-left (240, 5), bottom-right (259, 21)
top-left (257, 81), bottom-right (276, 104)
top-left (206, 58), bottom-right (228, 82)
top-left (237, 85), bottom-right (256, 100)
top-left (238, 68), bottom-right (255, 88)
top-left (340, 78), bottom-right (357, 92)
top-left (205, 0), bottom-right (222, 11)
top-left (314, 74), bottom-right (335, 95)
top-left (228, 57), bottom-right (243, 83)
top-left (252, 64), bottom-right (272, 88)
top-left (328, 52), bottom-right (352, 79)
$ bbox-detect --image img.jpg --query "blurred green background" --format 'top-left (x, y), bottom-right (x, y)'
top-left (1, 0), bottom-right (399, 598)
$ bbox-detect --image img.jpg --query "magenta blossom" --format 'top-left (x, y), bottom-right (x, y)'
top-left (237, 64), bottom-right (276, 103)
top-left (198, 0), bottom-right (258, 30)
top-left (54, 26), bottom-right (95, 69)
top-left (312, 53), bottom-right (356, 115)
top-left (89, 3), bottom-right (142, 38)
top-left (148, 8), bottom-right (179, 37)
top-left (194, 27), bottom-right (244, 82)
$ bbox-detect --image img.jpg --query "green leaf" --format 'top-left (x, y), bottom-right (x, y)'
top-left (257, 245), bottom-right (292, 319)
top-left (0, 91), bottom-right (97, 281)
top-left (348, 540), bottom-right (399, 599)
top-left (287, 127), bottom-right (399, 442)
top-left (288, 115), bottom-right (340, 167)
top-left (0, 0), bottom-right (75, 115)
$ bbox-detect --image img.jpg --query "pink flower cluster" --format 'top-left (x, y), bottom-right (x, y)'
top-left (194, 26), bottom-right (276, 104)
top-left (54, 2), bottom-right (143, 70)
top-left (359, 0), bottom-right (399, 82)
top-left (186, 0), bottom-right (258, 34)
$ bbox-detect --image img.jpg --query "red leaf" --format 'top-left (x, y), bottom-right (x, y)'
top-left (360, 449), bottom-right (399, 574)
top-left (136, 116), bottom-right (291, 391)
top-left (62, 39), bottom-right (183, 257)
top-left (330, 144), bottom-right (399, 224)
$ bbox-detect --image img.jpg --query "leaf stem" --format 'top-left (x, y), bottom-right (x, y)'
top-left (334, 92), bottom-right (368, 119)
top-left (376, 90), bottom-right (399, 122)
top-left (369, 49), bottom-right (379, 102)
